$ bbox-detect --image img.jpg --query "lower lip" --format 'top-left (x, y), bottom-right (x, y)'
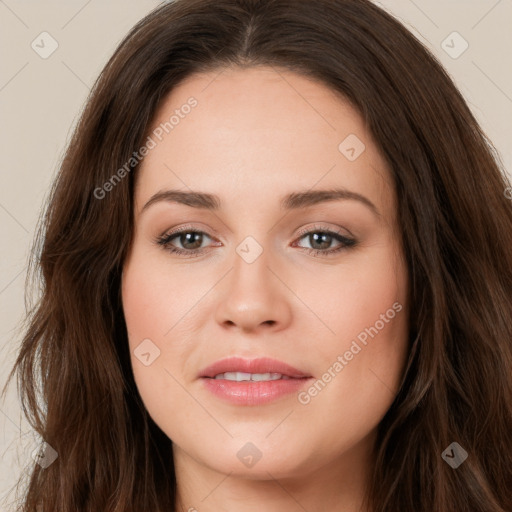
top-left (201, 377), bottom-right (312, 405)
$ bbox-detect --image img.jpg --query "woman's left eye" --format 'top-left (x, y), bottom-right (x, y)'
top-left (293, 229), bottom-right (357, 255)
top-left (155, 226), bottom-right (357, 258)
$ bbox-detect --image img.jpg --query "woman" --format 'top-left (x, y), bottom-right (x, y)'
top-left (3, 0), bottom-right (512, 510)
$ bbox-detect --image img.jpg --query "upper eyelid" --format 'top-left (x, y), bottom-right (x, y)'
top-left (295, 223), bottom-right (353, 238)
top-left (162, 224), bottom-right (349, 239)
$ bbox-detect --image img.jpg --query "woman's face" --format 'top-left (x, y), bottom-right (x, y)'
top-left (122, 66), bottom-right (409, 480)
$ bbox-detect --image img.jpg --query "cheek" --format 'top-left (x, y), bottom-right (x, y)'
top-left (121, 248), bottom-right (202, 434)
top-left (303, 238), bottom-right (408, 355)
top-left (121, 242), bottom-right (204, 350)
top-left (343, 243), bottom-right (408, 380)
top-left (299, 242), bottom-right (409, 431)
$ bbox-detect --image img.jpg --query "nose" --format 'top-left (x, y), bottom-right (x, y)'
top-left (214, 248), bottom-right (292, 334)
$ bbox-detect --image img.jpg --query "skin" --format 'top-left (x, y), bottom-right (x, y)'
top-left (121, 65), bottom-right (409, 512)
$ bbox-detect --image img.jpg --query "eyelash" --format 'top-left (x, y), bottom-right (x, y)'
top-left (154, 224), bottom-right (357, 259)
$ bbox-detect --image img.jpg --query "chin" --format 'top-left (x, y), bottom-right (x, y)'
top-left (186, 437), bottom-right (321, 480)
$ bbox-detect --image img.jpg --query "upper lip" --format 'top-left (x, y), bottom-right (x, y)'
top-left (199, 357), bottom-right (311, 379)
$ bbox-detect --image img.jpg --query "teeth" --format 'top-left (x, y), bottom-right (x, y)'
top-left (214, 372), bottom-right (287, 381)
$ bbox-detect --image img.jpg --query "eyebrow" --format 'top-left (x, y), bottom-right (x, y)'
top-left (140, 188), bottom-right (380, 218)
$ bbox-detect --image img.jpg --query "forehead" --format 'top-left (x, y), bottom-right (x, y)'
top-left (135, 66), bottom-right (394, 217)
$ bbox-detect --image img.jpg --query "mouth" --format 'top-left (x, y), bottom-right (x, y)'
top-left (211, 372), bottom-right (295, 381)
top-left (199, 357), bottom-right (313, 405)
top-left (199, 356), bottom-right (311, 379)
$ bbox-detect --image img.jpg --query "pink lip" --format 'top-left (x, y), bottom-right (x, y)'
top-left (199, 357), bottom-right (313, 406)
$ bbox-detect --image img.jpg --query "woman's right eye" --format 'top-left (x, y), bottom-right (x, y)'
top-left (156, 229), bottom-right (214, 258)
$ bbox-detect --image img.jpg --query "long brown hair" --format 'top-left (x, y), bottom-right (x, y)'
top-left (3, 0), bottom-right (512, 510)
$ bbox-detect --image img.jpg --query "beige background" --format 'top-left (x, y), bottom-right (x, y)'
top-left (1, 0), bottom-right (511, 508)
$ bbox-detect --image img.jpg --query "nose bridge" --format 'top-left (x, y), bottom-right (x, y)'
top-left (214, 233), bottom-right (292, 332)
top-left (230, 234), bottom-right (275, 302)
